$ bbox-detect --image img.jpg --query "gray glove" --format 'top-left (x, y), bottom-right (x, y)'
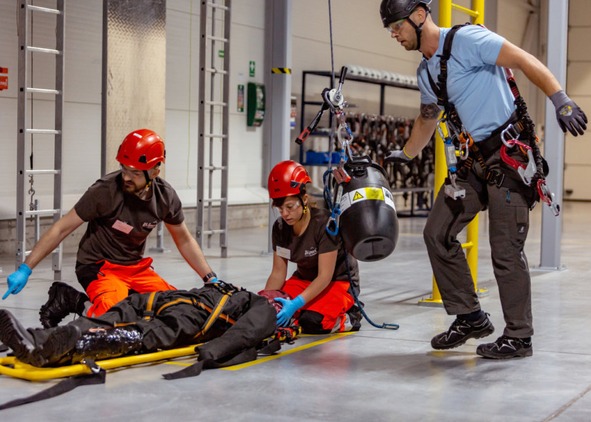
top-left (550, 90), bottom-right (588, 136)
top-left (385, 148), bottom-right (413, 164)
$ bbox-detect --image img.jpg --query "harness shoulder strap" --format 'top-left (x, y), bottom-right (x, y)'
top-left (433, 23), bottom-right (470, 107)
top-left (143, 291), bottom-right (159, 320)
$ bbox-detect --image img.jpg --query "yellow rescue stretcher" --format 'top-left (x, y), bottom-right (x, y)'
top-left (0, 343), bottom-right (201, 382)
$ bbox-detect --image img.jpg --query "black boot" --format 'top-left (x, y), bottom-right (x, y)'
top-left (0, 309), bottom-right (81, 367)
top-left (71, 326), bottom-right (143, 363)
top-left (39, 281), bottom-right (89, 328)
top-left (0, 309), bottom-right (37, 364)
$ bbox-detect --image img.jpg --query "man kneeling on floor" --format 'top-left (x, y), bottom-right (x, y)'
top-left (0, 282), bottom-right (284, 368)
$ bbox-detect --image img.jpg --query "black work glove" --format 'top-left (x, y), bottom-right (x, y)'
top-left (550, 90), bottom-right (588, 136)
top-left (385, 148), bottom-right (414, 164)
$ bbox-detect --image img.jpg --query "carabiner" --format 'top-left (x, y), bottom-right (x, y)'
top-left (336, 119), bottom-right (354, 147)
top-left (326, 208), bottom-right (341, 236)
top-left (537, 179), bottom-right (560, 216)
top-left (458, 132), bottom-right (473, 160)
top-left (500, 124), bottom-right (520, 147)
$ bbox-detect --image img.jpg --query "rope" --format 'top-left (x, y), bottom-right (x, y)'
top-left (328, 0), bottom-right (335, 89)
top-left (343, 247), bottom-right (399, 331)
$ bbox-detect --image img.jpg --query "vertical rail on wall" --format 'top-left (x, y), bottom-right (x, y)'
top-left (16, 0), bottom-right (65, 279)
top-left (419, 0), bottom-right (485, 306)
top-left (197, 0), bottom-right (231, 257)
top-left (538, 0), bottom-right (568, 270)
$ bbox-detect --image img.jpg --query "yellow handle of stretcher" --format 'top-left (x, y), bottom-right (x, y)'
top-left (0, 343), bottom-right (203, 382)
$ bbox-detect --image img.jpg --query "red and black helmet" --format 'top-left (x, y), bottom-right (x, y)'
top-left (116, 129), bottom-right (166, 171)
top-left (267, 160), bottom-right (311, 199)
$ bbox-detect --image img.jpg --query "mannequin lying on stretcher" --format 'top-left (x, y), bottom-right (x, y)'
top-left (0, 281), bottom-right (295, 368)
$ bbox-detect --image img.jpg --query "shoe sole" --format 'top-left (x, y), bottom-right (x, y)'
top-left (476, 347), bottom-right (533, 359)
top-left (432, 325), bottom-right (495, 350)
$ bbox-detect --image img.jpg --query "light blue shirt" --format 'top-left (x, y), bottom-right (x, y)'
top-left (417, 25), bottom-right (515, 141)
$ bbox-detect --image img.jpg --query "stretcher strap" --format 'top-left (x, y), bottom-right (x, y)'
top-left (162, 348), bottom-right (258, 380)
top-left (0, 362), bottom-right (106, 411)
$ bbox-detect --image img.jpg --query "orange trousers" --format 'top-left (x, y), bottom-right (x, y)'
top-left (85, 258), bottom-right (176, 317)
top-left (281, 277), bottom-right (354, 333)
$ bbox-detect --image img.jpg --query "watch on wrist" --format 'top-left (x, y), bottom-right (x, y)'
top-left (202, 272), bottom-right (217, 283)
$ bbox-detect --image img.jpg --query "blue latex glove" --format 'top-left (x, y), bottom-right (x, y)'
top-left (275, 295), bottom-right (306, 327)
top-left (550, 90), bottom-right (588, 137)
top-left (385, 147), bottom-right (414, 164)
top-left (207, 277), bottom-right (219, 284)
top-left (3, 263), bottom-right (32, 300)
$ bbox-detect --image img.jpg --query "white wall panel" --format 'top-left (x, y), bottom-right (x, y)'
top-left (569, 0), bottom-right (591, 27)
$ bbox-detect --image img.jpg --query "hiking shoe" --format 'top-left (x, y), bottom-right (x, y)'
top-left (39, 281), bottom-right (88, 328)
top-left (345, 304), bottom-right (362, 332)
top-left (431, 313), bottom-right (495, 350)
top-left (476, 335), bottom-right (533, 359)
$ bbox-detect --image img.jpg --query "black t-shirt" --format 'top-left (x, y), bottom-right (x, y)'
top-left (74, 171), bottom-right (184, 265)
top-left (272, 207), bottom-right (359, 287)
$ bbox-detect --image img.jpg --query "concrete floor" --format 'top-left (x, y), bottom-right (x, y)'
top-left (1, 200), bottom-right (590, 421)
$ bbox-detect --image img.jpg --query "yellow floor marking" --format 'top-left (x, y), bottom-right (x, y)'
top-left (163, 332), bottom-right (356, 370)
top-left (222, 331), bottom-right (356, 370)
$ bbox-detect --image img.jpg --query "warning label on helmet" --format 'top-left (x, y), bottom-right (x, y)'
top-left (339, 187), bottom-right (395, 213)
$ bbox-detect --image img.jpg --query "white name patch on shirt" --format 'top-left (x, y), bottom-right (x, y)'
top-left (112, 219), bottom-right (134, 234)
top-left (276, 246), bottom-right (291, 260)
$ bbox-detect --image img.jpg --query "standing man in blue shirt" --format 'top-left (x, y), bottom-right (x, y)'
top-left (380, 0), bottom-right (587, 358)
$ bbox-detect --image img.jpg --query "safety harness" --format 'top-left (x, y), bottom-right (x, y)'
top-left (427, 23), bottom-right (559, 214)
top-left (159, 281), bottom-right (300, 380)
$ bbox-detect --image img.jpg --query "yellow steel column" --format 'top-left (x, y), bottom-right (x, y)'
top-left (419, 0), bottom-right (485, 306)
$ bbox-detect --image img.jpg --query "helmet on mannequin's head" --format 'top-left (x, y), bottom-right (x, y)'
top-left (267, 160), bottom-right (311, 199)
top-left (116, 128), bottom-right (166, 171)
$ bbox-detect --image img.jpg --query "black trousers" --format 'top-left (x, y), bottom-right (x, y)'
top-left (423, 149), bottom-right (533, 338)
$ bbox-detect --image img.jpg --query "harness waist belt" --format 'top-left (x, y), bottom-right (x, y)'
top-left (475, 112), bottom-right (524, 160)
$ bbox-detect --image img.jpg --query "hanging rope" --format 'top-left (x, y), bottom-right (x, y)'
top-left (28, 4), bottom-right (36, 215)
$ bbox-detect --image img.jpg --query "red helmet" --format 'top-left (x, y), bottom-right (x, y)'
top-left (116, 129), bottom-right (166, 171)
top-left (267, 160), bottom-right (311, 199)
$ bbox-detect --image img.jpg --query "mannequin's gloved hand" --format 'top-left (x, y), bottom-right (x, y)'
top-left (3, 263), bottom-right (32, 300)
top-left (550, 90), bottom-right (588, 136)
top-left (275, 295), bottom-right (305, 327)
top-left (385, 147), bottom-right (414, 164)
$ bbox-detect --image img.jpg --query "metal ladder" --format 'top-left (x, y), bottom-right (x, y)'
top-left (197, 0), bottom-right (231, 257)
top-left (16, 0), bottom-right (65, 278)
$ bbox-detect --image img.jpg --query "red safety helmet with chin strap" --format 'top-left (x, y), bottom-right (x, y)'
top-left (116, 129), bottom-right (166, 171)
top-left (267, 160), bottom-right (311, 199)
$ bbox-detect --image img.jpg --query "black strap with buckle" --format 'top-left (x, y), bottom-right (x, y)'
top-left (486, 169), bottom-right (505, 187)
